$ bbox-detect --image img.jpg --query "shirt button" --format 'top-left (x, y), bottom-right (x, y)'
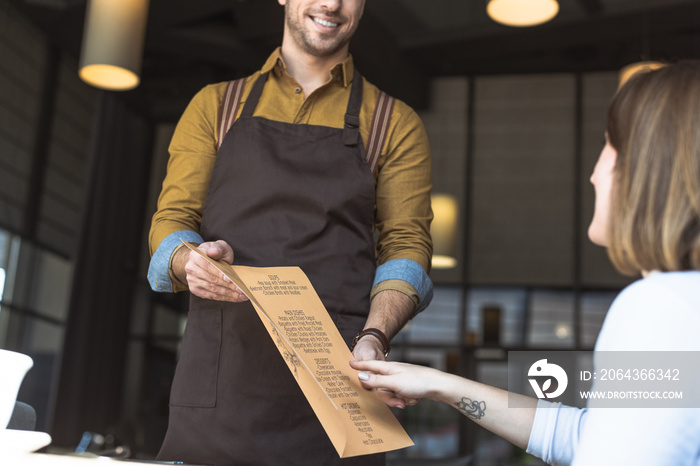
top-left (294, 87), bottom-right (302, 93)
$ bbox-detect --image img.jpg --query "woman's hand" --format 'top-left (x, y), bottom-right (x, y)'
top-left (351, 359), bottom-right (538, 450)
top-left (351, 339), bottom-right (419, 408)
top-left (349, 359), bottom-right (448, 407)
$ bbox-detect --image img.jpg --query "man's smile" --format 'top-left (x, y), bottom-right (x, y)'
top-left (313, 17), bottom-right (339, 28)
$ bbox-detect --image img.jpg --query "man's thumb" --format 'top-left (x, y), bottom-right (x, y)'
top-left (206, 245), bottom-right (222, 258)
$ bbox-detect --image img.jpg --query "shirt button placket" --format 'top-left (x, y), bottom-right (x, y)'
top-left (296, 93), bottom-right (313, 124)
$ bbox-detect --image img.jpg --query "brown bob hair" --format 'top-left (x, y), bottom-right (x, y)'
top-left (606, 61), bottom-right (700, 275)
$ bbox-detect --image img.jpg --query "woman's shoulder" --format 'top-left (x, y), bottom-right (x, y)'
top-left (618, 271), bottom-right (700, 307)
top-left (596, 271), bottom-right (700, 351)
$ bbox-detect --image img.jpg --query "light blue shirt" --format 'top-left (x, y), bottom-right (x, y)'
top-left (147, 230), bottom-right (433, 314)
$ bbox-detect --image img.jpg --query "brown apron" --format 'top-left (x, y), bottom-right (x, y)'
top-left (158, 70), bottom-right (386, 466)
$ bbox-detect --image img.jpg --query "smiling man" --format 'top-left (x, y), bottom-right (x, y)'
top-left (148, 1), bottom-right (433, 464)
top-left (284, 0), bottom-right (361, 58)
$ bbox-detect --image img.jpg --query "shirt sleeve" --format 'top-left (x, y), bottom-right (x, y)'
top-left (371, 259), bottom-right (433, 314)
top-left (147, 230), bottom-right (203, 292)
top-left (526, 400), bottom-right (586, 466)
top-left (373, 100), bottom-right (434, 312)
top-left (147, 83), bottom-right (224, 292)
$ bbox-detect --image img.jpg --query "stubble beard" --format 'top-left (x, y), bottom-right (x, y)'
top-left (285, 7), bottom-right (353, 58)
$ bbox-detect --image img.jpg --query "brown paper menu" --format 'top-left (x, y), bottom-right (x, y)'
top-left (182, 241), bottom-right (413, 458)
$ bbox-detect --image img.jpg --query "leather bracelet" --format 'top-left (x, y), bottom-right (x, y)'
top-left (350, 328), bottom-right (390, 357)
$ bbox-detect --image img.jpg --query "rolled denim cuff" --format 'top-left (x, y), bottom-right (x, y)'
top-left (147, 230), bottom-right (203, 292)
top-left (372, 258), bottom-right (434, 315)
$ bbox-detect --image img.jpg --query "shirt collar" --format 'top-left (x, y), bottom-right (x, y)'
top-left (261, 47), bottom-right (355, 88)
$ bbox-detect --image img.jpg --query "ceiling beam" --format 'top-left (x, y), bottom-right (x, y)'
top-left (576, 0), bottom-right (604, 16)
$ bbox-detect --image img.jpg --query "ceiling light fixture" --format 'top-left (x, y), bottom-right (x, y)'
top-left (431, 193), bottom-right (459, 269)
top-left (618, 61), bottom-right (664, 87)
top-left (78, 0), bottom-right (150, 91)
top-left (487, 0), bottom-right (559, 27)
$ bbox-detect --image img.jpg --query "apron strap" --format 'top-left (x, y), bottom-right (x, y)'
top-left (240, 72), bottom-right (270, 119)
top-left (365, 90), bottom-right (395, 174)
top-left (343, 68), bottom-right (363, 147)
top-left (217, 78), bottom-right (247, 151)
top-left (217, 73), bottom-right (270, 150)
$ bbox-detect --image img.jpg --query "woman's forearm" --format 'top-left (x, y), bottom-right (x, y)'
top-left (430, 371), bottom-right (537, 450)
top-left (351, 360), bottom-right (539, 450)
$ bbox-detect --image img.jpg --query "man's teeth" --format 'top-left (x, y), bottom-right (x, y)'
top-left (314, 17), bottom-right (338, 27)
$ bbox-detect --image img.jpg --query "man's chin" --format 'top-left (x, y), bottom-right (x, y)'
top-left (301, 40), bottom-right (347, 58)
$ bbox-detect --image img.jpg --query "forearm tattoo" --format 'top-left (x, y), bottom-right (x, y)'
top-left (455, 397), bottom-right (486, 420)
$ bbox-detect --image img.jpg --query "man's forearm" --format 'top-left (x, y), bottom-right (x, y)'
top-left (170, 243), bottom-right (193, 286)
top-left (364, 289), bottom-right (416, 341)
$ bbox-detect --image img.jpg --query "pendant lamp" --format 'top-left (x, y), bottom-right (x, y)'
top-left (487, 0), bottom-right (559, 27)
top-left (79, 0), bottom-right (150, 91)
top-left (431, 193), bottom-right (459, 269)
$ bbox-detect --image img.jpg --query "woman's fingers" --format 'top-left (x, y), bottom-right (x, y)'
top-left (350, 360), bottom-right (420, 408)
top-left (350, 359), bottom-right (394, 374)
top-left (375, 388), bottom-right (409, 409)
top-left (350, 360), bottom-right (427, 406)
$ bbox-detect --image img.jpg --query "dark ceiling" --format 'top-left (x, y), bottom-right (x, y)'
top-left (10, 0), bottom-right (700, 121)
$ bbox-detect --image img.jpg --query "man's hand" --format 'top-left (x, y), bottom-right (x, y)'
top-left (351, 335), bottom-right (386, 362)
top-left (175, 240), bottom-right (249, 302)
top-left (351, 289), bottom-right (419, 408)
top-left (351, 334), bottom-right (418, 409)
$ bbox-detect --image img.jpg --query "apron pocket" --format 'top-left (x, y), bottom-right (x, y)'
top-left (170, 307), bottom-right (222, 408)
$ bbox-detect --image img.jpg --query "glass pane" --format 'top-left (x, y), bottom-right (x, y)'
top-left (0, 0), bottom-right (48, 233)
top-left (387, 347), bottom-right (460, 461)
top-left (0, 228), bottom-right (9, 266)
top-left (477, 360), bottom-right (508, 389)
top-left (580, 72), bottom-right (632, 289)
top-left (30, 249), bottom-right (72, 321)
top-left (527, 290), bottom-right (575, 348)
top-left (37, 55), bottom-right (97, 257)
top-left (17, 316), bottom-right (64, 432)
top-left (395, 286), bottom-right (461, 345)
top-left (2, 239), bottom-right (71, 322)
top-left (470, 74), bottom-right (576, 286)
top-left (0, 232), bottom-right (20, 346)
top-left (579, 291), bottom-right (617, 348)
top-left (466, 288), bottom-right (528, 347)
top-left (421, 77), bottom-right (469, 285)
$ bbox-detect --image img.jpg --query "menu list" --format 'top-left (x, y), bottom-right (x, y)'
top-left (182, 242), bottom-right (413, 458)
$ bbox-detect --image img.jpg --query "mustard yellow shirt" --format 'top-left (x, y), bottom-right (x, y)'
top-left (149, 49), bottom-right (432, 302)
